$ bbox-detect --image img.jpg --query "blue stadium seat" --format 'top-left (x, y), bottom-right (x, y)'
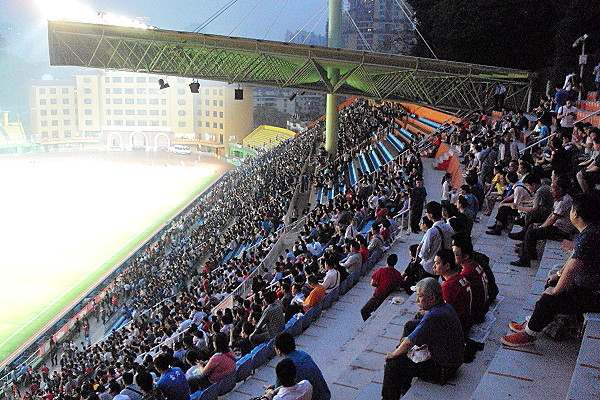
top-left (250, 342), bottom-right (270, 370)
top-left (217, 370), bottom-right (237, 396)
top-left (322, 287), bottom-right (339, 309)
top-left (301, 307), bottom-right (316, 330)
top-left (235, 354), bottom-right (253, 382)
top-left (190, 383), bottom-right (218, 400)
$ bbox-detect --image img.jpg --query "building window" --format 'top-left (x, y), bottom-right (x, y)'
top-left (64, 130), bottom-right (71, 137)
top-left (126, 120), bottom-right (135, 126)
top-left (105, 77), bottom-right (110, 83)
top-left (213, 122), bottom-right (217, 128)
top-left (213, 89), bottom-right (217, 95)
top-left (161, 99), bottom-right (166, 105)
top-left (49, 88), bottom-right (56, 94)
top-left (213, 100), bottom-right (217, 106)
top-left (39, 88), bottom-right (46, 95)
top-left (177, 89), bottom-right (185, 95)
top-left (138, 120), bottom-right (147, 126)
top-left (126, 110), bottom-right (134, 115)
top-left (136, 77), bottom-right (146, 83)
top-left (84, 88), bottom-right (92, 94)
top-left (219, 112), bottom-right (223, 118)
top-left (150, 120), bottom-right (159, 126)
top-left (205, 111), bottom-right (209, 116)
top-left (84, 109), bottom-right (92, 115)
top-left (106, 99), bottom-right (111, 104)
top-left (162, 121), bottom-right (167, 126)
top-left (52, 120), bottom-right (58, 126)
top-left (212, 111), bottom-right (217, 117)
top-left (204, 89), bottom-right (209, 95)
top-left (178, 99), bottom-right (186, 105)
top-left (161, 110), bottom-right (167, 116)
top-left (124, 77), bottom-right (134, 83)
top-left (52, 131), bottom-right (59, 138)
top-left (114, 110), bottom-right (123, 115)
top-left (84, 98), bottom-right (92, 104)
top-left (150, 110), bottom-right (159, 115)
top-left (137, 99), bottom-right (146, 105)
top-left (178, 110), bottom-right (186, 116)
top-left (178, 121), bottom-right (186, 127)
top-left (205, 100), bottom-right (210, 106)
top-left (51, 110), bottom-right (57, 115)
top-left (113, 77), bottom-right (122, 83)
top-left (113, 88), bottom-right (122, 94)
top-left (113, 99), bottom-right (122, 104)
top-left (50, 99), bottom-right (57, 105)
top-left (41, 121), bottom-right (48, 126)
top-left (137, 110), bottom-right (147, 115)
top-left (64, 120), bottom-right (70, 125)
top-left (85, 120), bottom-right (93, 126)
top-left (105, 88), bottom-right (110, 94)
top-left (219, 100), bottom-right (223, 106)
top-left (40, 110), bottom-right (47, 116)
top-left (197, 121), bottom-right (202, 126)
top-left (219, 123), bottom-right (223, 129)
top-left (39, 99), bottom-right (46, 105)
top-left (205, 122), bottom-right (209, 127)
top-left (63, 98), bottom-right (69, 104)
top-left (115, 120), bottom-right (123, 125)
top-left (149, 99), bottom-right (158, 105)
top-left (125, 98), bottom-right (134, 104)
top-left (63, 109), bottom-right (70, 115)
top-left (125, 88), bottom-right (134, 94)
top-left (62, 88), bottom-right (69, 94)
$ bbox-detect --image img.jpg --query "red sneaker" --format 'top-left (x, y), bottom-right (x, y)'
top-left (501, 331), bottom-right (535, 347)
top-left (508, 321), bottom-right (526, 333)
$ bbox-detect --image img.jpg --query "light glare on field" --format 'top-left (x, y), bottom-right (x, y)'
top-left (35, 0), bottom-right (152, 29)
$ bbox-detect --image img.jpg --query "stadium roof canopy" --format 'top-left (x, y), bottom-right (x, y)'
top-left (48, 21), bottom-right (531, 111)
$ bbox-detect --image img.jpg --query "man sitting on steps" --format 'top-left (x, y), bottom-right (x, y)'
top-left (502, 190), bottom-right (600, 347)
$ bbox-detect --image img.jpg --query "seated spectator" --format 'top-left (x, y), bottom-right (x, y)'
top-left (187, 333), bottom-right (236, 392)
top-left (381, 278), bottom-right (464, 399)
top-left (267, 332), bottom-right (331, 400)
top-left (367, 223), bottom-right (385, 253)
top-left (302, 275), bottom-right (325, 312)
top-left (486, 170), bottom-right (533, 235)
top-left (507, 174), bottom-right (553, 240)
top-left (262, 358), bottom-right (313, 400)
top-left (134, 370), bottom-right (165, 400)
top-left (249, 291), bottom-right (285, 347)
top-left (119, 372), bottom-right (143, 400)
top-left (452, 239), bottom-right (490, 323)
top-left (510, 178), bottom-right (574, 268)
top-left (576, 134), bottom-right (600, 192)
top-left (154, 353), bottom-right (190, 400)
top-left (339, 240), bottom-right (362, 275)
top-left (502, 190), bottom-right (600, 346)
top-left (361, 254), bottom-right (402, 321)
top-left (399, 244), bottom-right (422, 294)
top-left (433, 249), bottom-right (472, 334)
top-left (321, 258), bottom-right (341, 294)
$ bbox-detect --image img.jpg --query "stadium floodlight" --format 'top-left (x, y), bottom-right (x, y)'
top-left (158, 79), bottom-right (170, 90)
top-left (189, 80), bottom-right (200, 93)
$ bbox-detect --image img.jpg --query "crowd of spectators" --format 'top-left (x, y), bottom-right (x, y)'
top-left (5, 85), bottom-right (600, 400)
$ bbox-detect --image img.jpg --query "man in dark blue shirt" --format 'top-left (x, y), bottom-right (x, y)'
top-left (382, 278), bottom-right (464, 400)
top-left (268, 332), bottom-right (331, 400)
top-left (502, 190), bottom-right (600, 347)
top-left (154, 353), bottom-right (190, 400)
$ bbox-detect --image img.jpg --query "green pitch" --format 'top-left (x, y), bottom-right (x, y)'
top-left (0, 160), bottom-right (221, 366)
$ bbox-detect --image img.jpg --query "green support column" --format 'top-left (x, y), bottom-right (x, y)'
top-left (325, 0), bottom-right (342, 155)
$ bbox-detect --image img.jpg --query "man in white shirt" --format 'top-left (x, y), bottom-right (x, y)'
top-left (417, 202), bottom-right (454, 276)
top-left (306, 237), bottom-right (322, 257)
top-left (263, 358), bottom-right (313, 400)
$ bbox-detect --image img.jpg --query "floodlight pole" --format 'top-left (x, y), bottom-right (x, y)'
top-left (325, 0), bottom-right (342, 156)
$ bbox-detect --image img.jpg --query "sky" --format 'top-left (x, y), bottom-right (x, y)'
top-left (1, 0), bottom-right (331, 63)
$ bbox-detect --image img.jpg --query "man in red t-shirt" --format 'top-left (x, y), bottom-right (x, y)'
top-left (360, 254), bottom-right (402, 321)
top-left (433, 249), bottom-right (473, 334)
top-left (453, 239), bottom-right (490, 323)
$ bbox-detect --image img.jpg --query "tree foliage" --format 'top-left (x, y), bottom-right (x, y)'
top-left (407, 0), bottom-right (600, 85)
top-left (253, 106), bottom-right (290, 129)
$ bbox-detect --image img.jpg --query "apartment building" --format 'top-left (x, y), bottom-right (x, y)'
top-left (29, 70), bottom-right (253, 155)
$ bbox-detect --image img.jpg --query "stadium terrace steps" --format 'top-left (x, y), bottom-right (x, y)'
top-left (566, 316), bottom-right (600, 400)
top-left (470, 238), bottom-right (579, 400)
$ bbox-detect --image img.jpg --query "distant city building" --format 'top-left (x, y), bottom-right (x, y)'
top-left (253, 87), bottom-right (325, 125)
top-left (29, 70), bottom-right (253, 154)
top-left (341, 0), bottom-right (415, 54)
top-left (285, 30), bottom-right (327, 46)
